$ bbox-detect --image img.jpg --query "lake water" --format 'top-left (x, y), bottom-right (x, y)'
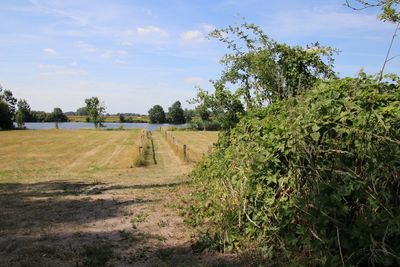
top-left (23, 122), bottom-right (185, 131)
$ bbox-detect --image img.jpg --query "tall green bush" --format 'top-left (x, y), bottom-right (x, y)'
top-left (189, 75), bottom-right (400, 266)
top-left (0, 100), bottom-right (14, 130)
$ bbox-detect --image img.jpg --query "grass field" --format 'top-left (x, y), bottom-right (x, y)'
top-left (0, 129), bottom-right (237, 266)
top-left (162, 129), bottom-right (219, 162)
top-left (0, 129), bottom-right (141, 183)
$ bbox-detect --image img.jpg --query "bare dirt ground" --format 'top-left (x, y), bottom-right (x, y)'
top-left (0, 131), bottom-right (240, 267)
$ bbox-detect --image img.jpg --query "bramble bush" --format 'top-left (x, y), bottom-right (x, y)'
top-left (188, 74), bottom-right (400, 266)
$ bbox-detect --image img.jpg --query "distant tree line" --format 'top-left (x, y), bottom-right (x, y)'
top-left (67, 107), bottom-right (144, 118)
top-left (2, 85), bottom-right (222, 130)
top-left (148, 101), bottom-right (186, 124)
top-left (0, 85), bottom-right (68, 130)
top-left (147, 100), bottom-right (221, 130)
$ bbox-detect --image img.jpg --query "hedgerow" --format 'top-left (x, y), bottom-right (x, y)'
top-left (188, 75), bottom-right (400, 266)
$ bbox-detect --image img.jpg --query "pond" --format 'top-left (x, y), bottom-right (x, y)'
top-left (23, 122), bottom-right (185, 131)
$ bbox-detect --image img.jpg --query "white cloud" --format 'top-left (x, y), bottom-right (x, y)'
top-left (37, 63), bottom-right (86, 76)
top-left (100, 49), bottom-right (127, 59)
top-left (136, 26), bottom-right (168, 38)
top-left (199, 23), bottom-right (216, 33)
top-left (181, 30), bottom-right (205, 43)
top-left (76, 41), bottom-right (128, 60)
top-left (184, 76), bottom-right (204, 86)
top-left (180, 24), bottom-right (216, 43)
top-left (120, 26), bottom-right (169, 45)
top-left (43, 47), bottom-right (57, 56)
top-left (70, 61), bottom-right (78, 67)
top-left (76, 41), bottom-right (100, 53)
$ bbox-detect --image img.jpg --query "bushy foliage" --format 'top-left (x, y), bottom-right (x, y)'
top-left (28, 109), bottom-right (68, 122)
top-left (0, 85), bottom-right (17, 115)
top-left (188, 119), bottom-right (221, 131)
top-left (76, 106), bottom-right (88, 116)
top-left (0, 85), bottom-right (16, 129)
top-left (0, 100), bottom-right (14, 130)
top-left (15, 99), bottom-right (30, 128)
top-left (192, 23), bottom-right (336, 130)
top-left (189, 75), bottom-right (400, 266)
top-left (167, 101), bottom-right (186, 124)
top-left (85, 97), bottom-right (106, 128)
top-left (148, 104), bottom-right (166, 124)
top-left (119, 114), bottom-right (125, 123)
top-left (184, 108), bottom-right (194, 123)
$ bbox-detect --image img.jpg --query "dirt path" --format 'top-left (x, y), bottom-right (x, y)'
top-left (0, 131), bottom-right (239, 267)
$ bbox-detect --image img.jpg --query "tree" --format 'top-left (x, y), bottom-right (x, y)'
top-left (167, 101), bottom-right (185, 124)
top-left (184, 108), bottom-right (194, 123)
top-left (0, 100), bottom-right (13, 130)
top-left (51, 107), bottom-right (68, 122)
top-left (148, 105), bottom-right (166, 124)
top-left (192, 22), bottom-right (336, 129)
top-left (195, 104), bottom-right (210, 121)
top-left (76, 106), bottom-right (88, 116)
top-left (15, 99), bottom-right (30, 128)
top-left (0, 85), bottom-right (16, 129)
top-left (208, 23), bottom-right (336, 107)
top-left (85, 97), bottom-right (106, 128)
top-left (192, 85), bottom-right (245, 130)
top-left (29, 111), bottom-right (47, 122)
top-left (0, 85), bottom-right (17, 117)
top-left (119, 114), bottom-right (125, 123)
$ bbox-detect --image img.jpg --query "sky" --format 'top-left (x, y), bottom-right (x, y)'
top-left (0, 0), bottom-right (398, 114)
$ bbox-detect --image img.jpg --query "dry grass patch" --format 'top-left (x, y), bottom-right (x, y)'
top-left (162, 130), bottom-right (219, 162)
top-left (0, 129), bottom-right (141, 183)
top-left (0, 130), bottom-right (239, 266)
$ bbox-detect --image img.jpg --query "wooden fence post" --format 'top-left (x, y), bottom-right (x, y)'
top-left (183, 144), bottom-right (187, 161)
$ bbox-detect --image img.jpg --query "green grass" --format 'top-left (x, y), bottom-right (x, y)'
top-left (130, 212), bottom-right (149, 228)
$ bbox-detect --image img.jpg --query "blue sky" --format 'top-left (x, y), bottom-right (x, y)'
top-left (0, 0), bottom-right (398, 113)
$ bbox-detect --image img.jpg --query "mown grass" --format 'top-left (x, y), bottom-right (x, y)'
top-left (161, 129), bottom-right (219, 162)
top-left (0, 130), bottom-right (240, 266)
top-left (0, 129), bottom-right (141, 183)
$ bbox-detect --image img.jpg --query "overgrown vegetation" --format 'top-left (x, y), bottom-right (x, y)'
top-left (191, 23), bottom-right (336, 131)
top-left (189, 74), bottom-right (400, 265)
top-left (187, 20), bottom-right (400, 266)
